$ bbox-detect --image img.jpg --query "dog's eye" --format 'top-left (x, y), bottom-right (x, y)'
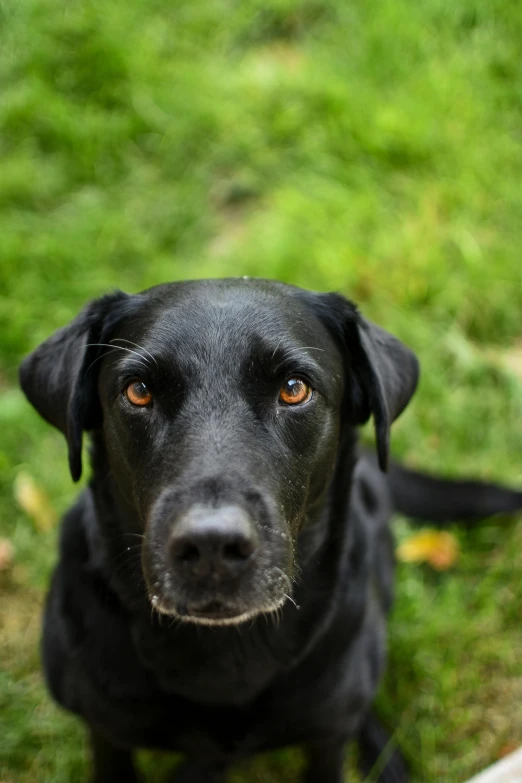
top-left (124, 380), bottom-right (153, 407)
top-left (279, 377), bottom-right (313, 406)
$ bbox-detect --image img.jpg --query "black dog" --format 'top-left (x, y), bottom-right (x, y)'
top-left (19, 279), bottom-right (522, 783)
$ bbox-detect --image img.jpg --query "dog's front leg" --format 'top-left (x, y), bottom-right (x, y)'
top-left (89, 730), bottom-right (139, 783)
top-left (303, 738), bottom-right (347, 783)
top-left (356, 712), bottom-right (409, 783)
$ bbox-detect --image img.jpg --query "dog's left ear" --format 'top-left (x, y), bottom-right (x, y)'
top-left (299, 291), bottom-right (420, 471)
top-left (19, 291), bottom-right (135, 482)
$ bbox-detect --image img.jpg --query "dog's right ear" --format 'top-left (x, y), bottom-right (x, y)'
top-left (19, 291), bottom-right (134, 482)
top-left (295, 290), bottom-right (419, 472)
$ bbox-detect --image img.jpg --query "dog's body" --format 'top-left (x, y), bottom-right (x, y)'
top-left (45, 451), bottom-right (395, 780)
top-left (20, 279), bottom-right (522, 783)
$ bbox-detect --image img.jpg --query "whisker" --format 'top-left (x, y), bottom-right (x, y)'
top-left (114, 356), bottom-right (150, 372)
top-left (85, 348), bottom-right (122, 375)
top-left (285, 346), bottom-right (325, 354)
top-left (84, 343), bottom-right (152, 368)
top-left (110, 532), bottom-right (145, 542)
top-left (283, 592), bottom-right (299, 610)
top-left (110, 548), bottom-right (143, 572)
top-left (271, 339), bottom-right (283, 359)
top-left (112, 542), bottom-right (143, 556)
top-left (111, 558), bottom-right (142, 579)
top-left (110, 338), bottom-right (158, 366)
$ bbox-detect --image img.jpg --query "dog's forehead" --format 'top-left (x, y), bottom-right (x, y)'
top-left (125, 280), bottom-right (336, 357)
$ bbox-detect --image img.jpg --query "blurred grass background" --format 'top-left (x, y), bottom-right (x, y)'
top-left (1, 0), bottom-right (522, 781)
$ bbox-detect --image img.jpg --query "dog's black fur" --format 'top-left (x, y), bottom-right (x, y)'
top-left (19, 279), bottom-right (522, 783)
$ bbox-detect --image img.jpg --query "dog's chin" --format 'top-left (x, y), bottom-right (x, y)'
top-left (149, 594), bottom-right (288, 627)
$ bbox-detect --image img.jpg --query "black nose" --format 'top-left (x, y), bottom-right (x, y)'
top-left (169, 505), bottom-right (258, 580)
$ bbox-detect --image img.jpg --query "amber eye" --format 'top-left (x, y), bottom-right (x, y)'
top-left (124, 380), bottom-right (153, 407)
top-left (279, 377), bottom-right (313, 406)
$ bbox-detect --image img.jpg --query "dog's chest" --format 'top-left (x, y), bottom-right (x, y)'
top-left (128, 624), bottom-right (375, 759)
top-left (130, 621), bottom-right (286, 705)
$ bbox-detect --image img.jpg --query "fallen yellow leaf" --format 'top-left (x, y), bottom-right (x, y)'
top-left (13, 472), bottom-right (57, 533)
top-left (0, 538), bottom-right (14, 571)
top-left (502, 343), bottom-right (522, 380)
top-left (482, 341), bottom-right (522, 381)
top-left (396, 530), bottom-right (459, 571)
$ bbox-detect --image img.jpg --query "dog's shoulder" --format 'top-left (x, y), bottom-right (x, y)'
top-left (350, 454), bottom-right (396, 612)
top-left (43, 494), bottom-right (156, 709)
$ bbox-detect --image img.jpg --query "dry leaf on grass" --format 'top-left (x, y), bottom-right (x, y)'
top-left (396, 530), bottom-right (459, 570)
top-left (497, 743), bottom-right (519, 759)
top-left (0, 538), bottom-right (15, 571)
top-left (13, 472), bottom-right (57, 532)
top-left (502, 343), bottom-right (522, 380)
top-left (482, 340), bottom-right (522, 380)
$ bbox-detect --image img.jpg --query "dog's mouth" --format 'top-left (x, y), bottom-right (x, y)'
top-left (150, 593), bottom-right (290, 626)
top-left (180, 600), bottom-right (258, 625)
top-left (181, 599), bottom-right (241, 621)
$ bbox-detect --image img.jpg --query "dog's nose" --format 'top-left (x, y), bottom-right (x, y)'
top-left (169, 505), bottom-right (258, 579)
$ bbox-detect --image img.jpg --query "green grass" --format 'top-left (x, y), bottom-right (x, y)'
top-left (1, 0), bottom-right (522, 780)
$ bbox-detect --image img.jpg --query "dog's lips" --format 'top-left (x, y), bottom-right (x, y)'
top-left (149, 589), bottom-right (290, 626)
top-left (183, 599), bottom-right (241, 620)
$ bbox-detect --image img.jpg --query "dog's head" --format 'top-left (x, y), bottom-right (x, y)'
top-left (20, 279), bottom-right (418, 625)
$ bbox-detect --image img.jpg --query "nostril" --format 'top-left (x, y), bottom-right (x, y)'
top-left (222, 538), bottom-right (254, 562)
top-left (171, 540), bottom-right (200, 563)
